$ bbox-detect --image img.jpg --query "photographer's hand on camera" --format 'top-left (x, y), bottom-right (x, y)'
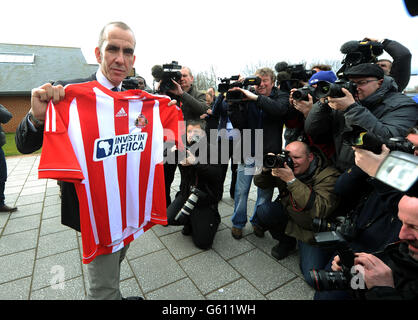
top-left (354, 252), bottom-right (395, 289)
top-left (327, 88), bottom-right (356, 112)
top-left (168, 79), bottom-right (184, 97)
top-left (353, 144), bottom-right (390, 177)
top-left (271, 162), bottom-right (295, 183)
top-left (179, 149), bottom-right (197, 167)
top-left (290, 88), bottom-right (314, 119)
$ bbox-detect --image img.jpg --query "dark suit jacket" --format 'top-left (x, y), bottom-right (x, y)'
top-left (15, 74), bottom-right (98, 232)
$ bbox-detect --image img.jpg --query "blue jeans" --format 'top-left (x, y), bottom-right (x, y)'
top-left (0, 148), bottom-right (6, 207)
top-left (298, 241), bottom-right (336, 287)
top-left (231, 163), bottom-right (273, 229)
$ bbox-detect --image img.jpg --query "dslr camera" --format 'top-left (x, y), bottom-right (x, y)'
top-left (342, 126), bottom-right (415, 155)
top-left (263, 150), bottom-right (294, 170)
top-left (218, 75), bottom-right (261, 103)
top-left (173, 186), bottom-right (207, 225)
top-left (314, 79), bottom-right (357, 99)
top-left (151, 61), bottom-right (182, 95)
top-left (312, 215), bottom-right (358, 241)
top-left (292, 85), bottom-right (316, 102)
top-left (309, 231), bottom-right (360, 291)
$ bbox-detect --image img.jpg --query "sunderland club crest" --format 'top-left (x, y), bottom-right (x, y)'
top-left (135, 113), bottom-right (148, 129)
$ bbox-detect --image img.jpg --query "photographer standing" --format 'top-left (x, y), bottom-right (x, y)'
top-left (252, 141), bottom-right (340, 284)
top-left (164, 66), bottom-right (209, 206)
top-left (305, 63), bottom-right (417, 173)
top-left (227, 67), bottom-right (291, 240)
top-left (166, 120), bottom-right (223, 249)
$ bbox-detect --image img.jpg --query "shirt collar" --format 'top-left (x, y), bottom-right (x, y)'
top-left (96, 68), bottom-right (122, 91)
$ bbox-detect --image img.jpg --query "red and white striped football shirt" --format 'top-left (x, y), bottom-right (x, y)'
top-left (38, 80), bottom-right (184, 263)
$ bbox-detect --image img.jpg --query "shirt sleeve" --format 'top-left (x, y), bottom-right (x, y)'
top-left (38, 99), bottom-right (85, 183)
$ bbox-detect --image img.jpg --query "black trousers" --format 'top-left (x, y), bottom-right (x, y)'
top-left (166, 194), bottom-right (220, 249)
top-left (164, 163), bottom-right (178, 207)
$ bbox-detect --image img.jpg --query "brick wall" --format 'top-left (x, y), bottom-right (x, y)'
top-left (0, 96), bottom-right (30, 133)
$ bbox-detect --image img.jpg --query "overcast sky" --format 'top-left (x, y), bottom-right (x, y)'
top-left (1, 0), bottom-right (417, 89)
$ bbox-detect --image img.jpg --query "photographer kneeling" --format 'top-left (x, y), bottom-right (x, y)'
top-left (252, 141), bottom-right (340, 285)
top-left (166, 120), bottom-right (223, 249)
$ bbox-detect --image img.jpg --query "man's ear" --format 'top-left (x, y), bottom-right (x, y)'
top-left (95, 47), bottom-right (102, 64)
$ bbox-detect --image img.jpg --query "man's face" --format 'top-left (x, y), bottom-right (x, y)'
top-left (349, 77), bottom-right (383, 101)
top-left (376, 61), bottom-right (392, 75)
top-left (407, 133), bottom-right (418, 157)
top-left (95, 25), bottom-right (136, 87)
top-left (255, 75), bottom-right (274, 97)
top-left (186, 124), bottom-right (205, 144)
top-left (285, 142), bottom-right (314, 176)
top-left (397, 196), bottom-right (418, 261)
top-left (180, 67), bottom-right (193, 92)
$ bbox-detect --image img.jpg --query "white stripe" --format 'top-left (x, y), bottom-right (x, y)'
top-left (126, 99), bottom-right (143, 229)
top-left (93, 87), bottom-right (123, 244)
top-left (51, 103), bottom-right (56, 132)
top-left (45, 103), bottom-right (51, 132)
top-left (67, 97), bottom-right (99, 245)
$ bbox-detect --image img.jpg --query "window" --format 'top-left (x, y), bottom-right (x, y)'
top-left (0, 53), bottom-right (35, 64)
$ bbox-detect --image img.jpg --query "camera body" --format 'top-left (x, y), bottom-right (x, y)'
top-left (292, 85), bottom-right (316, 102)
top-left (312, 215), bottom-right (358, 241)
top-left (263, 150), bottom-right (294, 171)
top-left (343, 126), bottom-right (415, 155)
top-left (173, 186), bottom-right (207, 225)
top-left (314, 79), bottom-right (357, 99)
top-left (218, 75), bottom-right (261, 103)
top-left (122, 77), bottom-right (139, 90)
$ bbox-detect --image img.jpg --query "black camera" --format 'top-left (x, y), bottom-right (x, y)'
top-left (275, 62), bottom-right (316, 92)
top-left (337, 39), bottom-right (384, 77)
top-left (309, 231), bottom-right (359, 291)
top-left (292, 85), bottom-right (316, 102)
top-left (173, 186), bottom-right (207, 225)
top-left (122, 77), bottom-right (139, 90)
top-left (343, 126), bottom-right (415, 155)
top-left (314, 79), bottom-right (357, 99)
top-left (263, 150), bottom-right (294, 170)
top-left (218, 75), bottom-right (261, 103)
top-left (151, 61), bottom-right (182, 95)
top-left (312, 215), bottom-right (358, 241)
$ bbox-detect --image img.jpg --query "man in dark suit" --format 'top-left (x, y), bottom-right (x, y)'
top-left (15, 21), bottom-right (142, 300)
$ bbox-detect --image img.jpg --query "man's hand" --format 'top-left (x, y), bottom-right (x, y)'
top-left (180, 149), bottom-right (196, 166)
top-left (353, 144), bottom-right (390, 177)
top-left (331, 255), bottom-right (343, 272)
top-left (228, 87), bottom-right (258, 101)
top-left (327, 88), bottom-right (356, 111)
top-left (354, 252), bottom-right (395, 289)
top-left (30, 83), bottom-right (65, 123)
top-left (271, 162), bottom-right (295, 183)
top-left (168, 79), bottom-right (184, 96)
top-left (291, 89), bottom-right (314, 118)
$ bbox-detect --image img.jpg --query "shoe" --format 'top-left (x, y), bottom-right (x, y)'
top-left (182, 224), bottom-right (192, 236)
top-left (252, 225), bottom-right (265, 238)
top-left (0, 205), bottom-right (17, 213)
top-left (271, 241), bottom-right (296, 260)
top-left (231, 227), bottom-right (243, 240)
top-left (122, 296), bottom-right (144, 300)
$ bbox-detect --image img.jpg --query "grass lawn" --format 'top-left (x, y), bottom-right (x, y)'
top-left (3, 133), bottom-right (41, 157)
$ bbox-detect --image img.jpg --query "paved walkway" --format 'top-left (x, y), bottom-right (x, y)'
top-left (0, 155), bottom-right (314, 300)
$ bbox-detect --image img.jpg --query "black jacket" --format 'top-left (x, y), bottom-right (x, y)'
top-left (366, 242), bottom-right (418, 300)
top-left (228, 86), bottom-right (291, 163)
top-left (15, 74), bottom-right (95, 231)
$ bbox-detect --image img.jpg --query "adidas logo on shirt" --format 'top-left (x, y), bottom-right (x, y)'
top-left (116, 107), bottom-right (128, 117)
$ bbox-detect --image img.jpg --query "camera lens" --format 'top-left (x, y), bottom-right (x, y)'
top-left (310, 269), bottom-right (350, 291)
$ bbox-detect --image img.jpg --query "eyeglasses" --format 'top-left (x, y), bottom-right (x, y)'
top-left (351, 79), bottom-right (380, 87)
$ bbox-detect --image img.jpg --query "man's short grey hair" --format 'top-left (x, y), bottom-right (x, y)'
top-left (98, 21), bottom-right (136, 51)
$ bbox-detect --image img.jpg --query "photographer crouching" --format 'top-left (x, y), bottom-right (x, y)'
top-left (166, 120), bottom-right (223, 249)
top-left (252, 141), bottom-right (340, 285)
